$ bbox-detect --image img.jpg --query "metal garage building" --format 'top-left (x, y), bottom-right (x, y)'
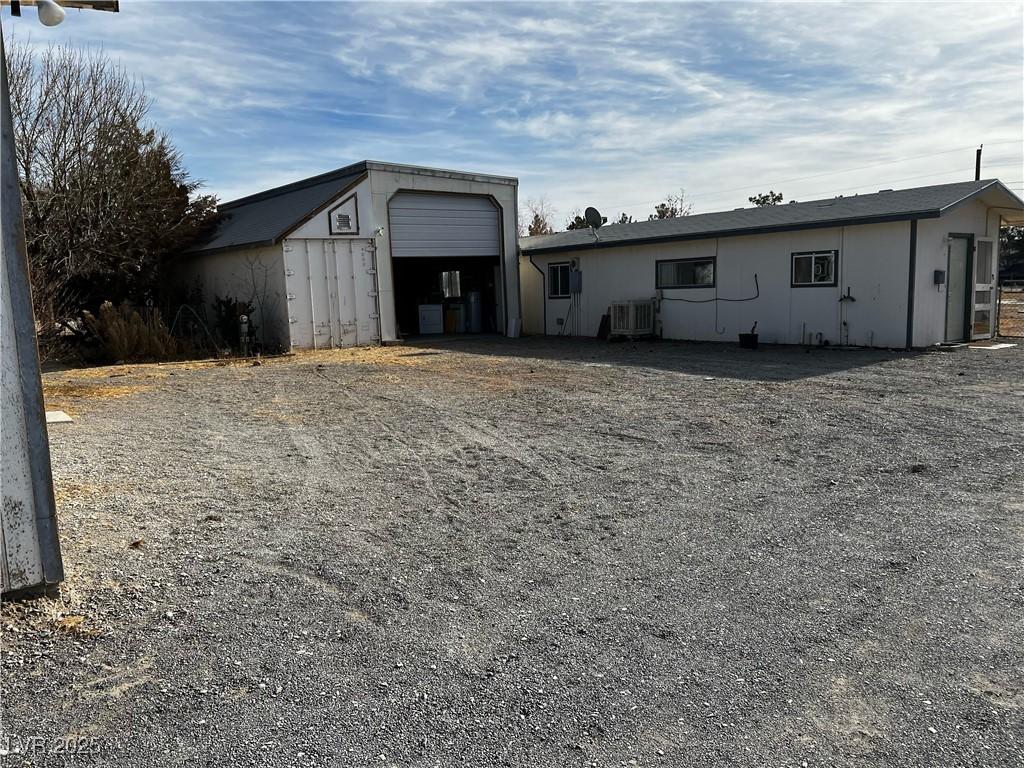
top-left (180, 161), bottom-right (520, 350)
top-left (520, 179), bottom-right (1024, 348)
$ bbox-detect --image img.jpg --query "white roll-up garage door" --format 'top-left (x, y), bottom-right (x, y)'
top-left (388, 193), bottom-right (501, 258)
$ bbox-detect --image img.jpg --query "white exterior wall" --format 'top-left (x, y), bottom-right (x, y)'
top-left (520, 257), bottom-right (544, 335)
top-left (283, 177), bottom-right (380, 349)
top-left (838, 221), bottom-right (913, 348)
top-left (366, 164), bottom-right (520, 342)
top-left (288, 177), bottom-right (373, 240)
top-left (177, 244), bottom-right (290, 351)
top-left (524, 221), bottom-right (915, 347)
top-left (913, 199), bottom-right (997, 346)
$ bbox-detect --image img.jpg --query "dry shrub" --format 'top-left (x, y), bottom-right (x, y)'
top-left (81, 301), bottom-right (178, 363)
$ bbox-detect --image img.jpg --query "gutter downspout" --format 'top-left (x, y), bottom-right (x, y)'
top-left (906, 219), bottom-right (918, 349)
top-left (529, 254), bottom-right (546, 336)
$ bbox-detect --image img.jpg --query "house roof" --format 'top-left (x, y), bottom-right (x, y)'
top-left (520, 179), bottom-right (1024, 255)
top-left (186, 162), bottom-right (369, 255)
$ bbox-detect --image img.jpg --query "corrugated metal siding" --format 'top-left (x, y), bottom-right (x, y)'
top-left (389, 193), bottom-right (500, 258)
top-left (284, 238), bottom-right (379, 349)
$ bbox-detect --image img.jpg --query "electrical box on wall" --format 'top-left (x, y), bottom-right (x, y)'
top-left (569, 270), bottom-right (583, 294)
top-left (934, 269), bottom-right (946, 285)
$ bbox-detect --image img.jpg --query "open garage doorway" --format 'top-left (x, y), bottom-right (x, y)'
top-left (392, 256), bottom-right (503, 337)
top-left (388, 192), bottom-right (506, 338)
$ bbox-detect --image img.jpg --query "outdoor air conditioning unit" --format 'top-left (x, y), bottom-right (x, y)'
top-left (609, 299), bottom-right (655, 338)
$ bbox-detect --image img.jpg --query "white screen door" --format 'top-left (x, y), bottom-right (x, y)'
top-left (972, 238), bottom-right (995, 339)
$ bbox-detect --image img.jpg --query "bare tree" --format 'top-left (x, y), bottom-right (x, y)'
top-left (5, 40), bottom-right (218, 349)
top-left (520, 197), bottom-right (556, 237)
top-left (245, 253), bottom-right (281, 351)
top-left (649, 189), bottom-right (693, 220)
top-left (565, 208), bottom-right (588, 230)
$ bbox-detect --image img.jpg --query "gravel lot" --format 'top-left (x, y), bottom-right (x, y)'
top-left (2, 337), bottom-right (1022, 767)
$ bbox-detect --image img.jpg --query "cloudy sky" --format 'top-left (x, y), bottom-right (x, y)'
top-left (5, 1), bottom-right (1022, 225)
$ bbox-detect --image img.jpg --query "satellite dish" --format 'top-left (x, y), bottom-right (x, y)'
top-left (584, 206), bottom-right (604, 229)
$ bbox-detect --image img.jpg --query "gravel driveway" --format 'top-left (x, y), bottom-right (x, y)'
top-left (2, 338), bottom-right (1022, 767)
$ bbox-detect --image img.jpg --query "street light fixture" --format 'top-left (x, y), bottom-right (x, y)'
top-left (36, 0), bottom-right (66, 26)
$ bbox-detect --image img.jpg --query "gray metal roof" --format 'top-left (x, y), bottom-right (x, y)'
top-left (520, 179), bottom-right (1024, 255)
top-left (187, 162), bottom-right (368, 254)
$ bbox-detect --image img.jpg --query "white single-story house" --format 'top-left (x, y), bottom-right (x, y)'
top-left (179, 161), bottom-right (521, 350)
top-left (520, 179), bottom-right (1024, 348)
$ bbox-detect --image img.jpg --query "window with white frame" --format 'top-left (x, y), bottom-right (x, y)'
top-left (656, 257), bottom-right (715, 289)
top-left (791, 250), bottom-right (838, 286)
top-left (548, 262), bottom-right (571, 298)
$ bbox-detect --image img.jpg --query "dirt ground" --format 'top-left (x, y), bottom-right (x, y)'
top-left (998, 288), bottom-right (1024, 338)
top-left (2, 337), bottom-right (1022, 767)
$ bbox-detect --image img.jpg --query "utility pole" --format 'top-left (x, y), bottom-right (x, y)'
top-left (975, 144), bottom-right (983, 181)
top-left (1, 0), bottom-right (119, 597)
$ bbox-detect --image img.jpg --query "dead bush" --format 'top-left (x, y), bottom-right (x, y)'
top-left (81, 301), bottom-right (178, 363)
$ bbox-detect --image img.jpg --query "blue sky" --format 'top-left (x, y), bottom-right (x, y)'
top-left (5, 1), bottom-right (1022, 226)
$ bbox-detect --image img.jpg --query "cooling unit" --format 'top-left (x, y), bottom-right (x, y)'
top-left (609, 300), bottom-right (655, 338)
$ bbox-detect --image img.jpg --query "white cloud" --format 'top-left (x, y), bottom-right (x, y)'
top-left (497, 111), bottom-right (579, 140)
top-left (493, 2), bottom-right (1024, 217)
top-left (5, 1), bottom-right (1018, 214)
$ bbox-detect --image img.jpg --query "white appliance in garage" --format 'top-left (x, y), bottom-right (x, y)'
top-left (418, 304), bottom-right (443, 334)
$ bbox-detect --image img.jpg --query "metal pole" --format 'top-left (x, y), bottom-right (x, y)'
top-left (1, 1), bottom-right (120, 10)
top-left (1, 29), bottom-right (64, 596)
top-left (975, 145), bottom-right (983, 181)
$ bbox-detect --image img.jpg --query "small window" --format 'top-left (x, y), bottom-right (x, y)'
top-left (441, 270), bottom-right (461, 298)
top-left (792, 250), bottom-right (837, 287)
top-left (549, 263), bottom-right (571, 298)
top-left (656, 257), bottom-right (715, 289)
